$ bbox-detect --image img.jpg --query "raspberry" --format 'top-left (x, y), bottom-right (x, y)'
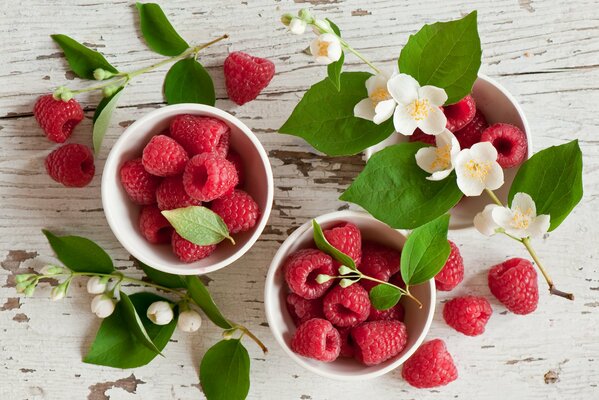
top-left (286, 293), bottom-right (323, 325)
top-left (443, 296), bottom-right (492, 336)
top-left (481, 123), bottom-right (528, 168)
top-left (488, 258), bottom-right (538, 315)
top-left (226, 150), bottom-right (245, 186)
top-left (142, 135), bottom-right (189, 177)
top-left (224, 51), bottom-right (275, 105)
top-left (322, 284), bottom-right (370, 328)
top-left (389, 272), bottom-right (406, 289)
top-left (454, 109), bottom-right (488, 149)
top-left (139, 205), bottom-right (173, 244)
top-left (444, 94), bottom-right (476, 132)
top-left (409, 128), bottom-right (436, 145)
top-left (402, 339), bottom-right (458, 388)
top-left (169, 114), bottom-right (230, 157)
top-left (338, 327), bottom-right (355, 358)
top-left (45, 144), bottom-right (95, 187)
top-left (291, 318), bottom-right (341, 362)
top-left (285, 249), bottom-right (335, 299)
top-left (358, 241), bottom-right (400, 291)
top-left (210, 189), bottom-right (260, 234)
top-left (156, 175), bottom-right (201, 210)
top-left (182, 153), bottom-right (238, 201)
top-left (435, 241), bottom-right (464, 291)
top-left (171, 231), bottom-right (216, 263)
top-left (34, 94), bottom-right (84, 143)
top-left (120, 158), bottom-right (161, 205)
top-left (323, 222), bottom-right (362, 266)
top-left (351, 320), bottom-right (408, 366)
top-left (368, 303), bottom-right (405, 322)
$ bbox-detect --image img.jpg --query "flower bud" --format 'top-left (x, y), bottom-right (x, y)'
top-left (289, 18), bottom-right (307, 35)
top-left (40, 265), bottom-right (64, 276)
top-left (177, 310), bottom-right (202, 332)
top-left (91, 294), bottom-right (116, 318)
top-left (86, 276), bottom-right (107, 294)
top-left (16, 281), bottom-right (29, 294)
top-left (50, 285), bottom-right (66, 301)
top-left (280, 13), bottom-right (294, 26)
top-left (339, 278), bottom-right (357, 288)
top-left (298, 8), bottom-right (313, 22)
top-left (59, 91), bottom-right (73, 102)
top-left (313, 19), bottom-right (332, 34)
top-left (316, 274), bottom-right (333, 284)
top-left (102, 85), bottom-right (119, 98)
top-left (15, 274), bottom-right (34, 284)
top-left (338, 265), bottom-right (354, 275)
top-left (93, 68), bottom-right (114, 81)
top-left (24, 285), bottom-right (35, 297)
top-left (147, 301), bottom-right (174, 325)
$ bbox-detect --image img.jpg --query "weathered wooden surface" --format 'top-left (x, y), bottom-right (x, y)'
top-left (1, 0), bottom-right (598, 399)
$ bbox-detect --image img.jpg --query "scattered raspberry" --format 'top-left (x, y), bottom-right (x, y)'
top-left (142, 135), bottom-right (189, 177)
top-left (224, 51), bottom-right (275, 105)
top-left (443, 296), bottom-right (492, 336)
top-left (444, 94), bottom-right (476, 132)
top-left (402, 339), bottom-right (458, 388)
top-left (285, 249), bottom-right (335, 299)
top-left (120, 158), bottom-right (161, 205)
top-left (488, 258), bottom-right (538, 315)
top-left (155, 175), bottom-right (201, 210)
top-left (286, 293), bottom-right (324, 325)
top-left (368, 302), bottom-right (405, 322)
top-left (409, 128), bottom-right (436, 145)
top-left (480, 123), bottom-right (528, 168)
top-left (323, 222), bottom-right (362, 266)
top-left (171, 231), bottom-right (216, 263)
top-left (210, 189), bottom-right (260, 234)
top-left (435, 241), bottom-right (464, 291)
top-left (351, 320), bottom-right (408, 366)
top-left (226, 150), bottom-right (245, 186)
top-left (291, 318), bottom-right (341, 362)
top-left (139, 205), bottom-right (173, 244)
top-left (169, 114), bottom-right (230, 157)
top-left (454, 109), bottom-right (488, 149)
top-left (337, 327), bottom-right (355, 358)
top-left (182, 153), bottom-right (238, 201)
top-left (322, 284), bottom-right (370, 328)
top-left (45, 144), bottom-right (95, 187)
top-left (358, 241), bottom-right (400, 291)
top-left (34, 94), bottom-right (84, 143)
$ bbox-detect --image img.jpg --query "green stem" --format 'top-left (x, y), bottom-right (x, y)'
top-left (339, 39), bottom-right (381, 74)
top-left (485, 188), bottom-right (503, 207)
top-left (70, 77), bottom-right (128, 95)
top-left (234, 324), bottom-right (269, 354)
top-left (350, 272), bottom-right (423, 308)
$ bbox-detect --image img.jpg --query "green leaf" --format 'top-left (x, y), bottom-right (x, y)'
top-left (162, 206), bottom-right (233, 246)
top-left (163, 58), bottom-right (215, 105)
top-left (136, 2), bottom-right (189, 56)
top-left (42, 230), bottom-right (114, 274)
top-left (340, 142), bottom-right (463, 229)
top-left (398, 11), bottom-right (481, 104)
top-left (200, 339), bottom-right (250, 400)
top-left (50, 34), bottom-right (118, 80)
top-left (138, 260), bottom-right (186, 288)
top-left (92, 87), bottom-right (124, 154)
top-left (369, 284), bottom-right (402, 310)
top-left (312, 220), bottom-right (356, 269)
top-left (508, 140), bottom-right (583, 231)
top-left (279, 72), bottom-right (395, 156)
top-left (84, 292), bottom-right (176, 368)
top-left (400, 214), bottom-right (450, 286)
top-left (327, 52), bottom-right (344, 91)
top-left (185, 276), bottom-right (233, 329)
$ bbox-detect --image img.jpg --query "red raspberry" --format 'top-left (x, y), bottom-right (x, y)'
top-left (210, 189), bottom-right (260, 234)
top-left (323, 222), bottom-right (362, 266)
top-left (402, 339), bottom-right (458, 388)
top-left (488, 258), bottom-right (538, 315)
top-left (454, 109), bottom-right (488, 149)
top-left (285, 249), bottom-right (335, 299)
top-left (409, 128), bottom-right (436, 145)
top-left (169, 115), bottom-right (230, 157)
top-left (142, 135), bottom-right (189, 177)
top-left (120, 158), bottom-right (161, 205)
top-left (444, 94), bottom-right (476, 132)
top-left (351, 320), bottom-right (408, 366)
top-left (435, 241), bottom-right (464, 291)
top-left (226, 150), bottom-right (245, 186)
top-left (224, 51), bottom-right (275, 105)
top-left (368, 302), bottom-right (405, 322)
top-left (139, 205), bottom-right (173, 244)
top-left (182, 153), bottom-right (238, 201)
top-left (389, 271), bottom-right (406, 289)
top-left (286, 293), bottom-right (323, 325)
top-left (443, 296), bottom-right (492, 336)
top-left (338, 327), bottom-right (355, 357)
top-left (34, 94), bottom-right (84, 143)
top-left (171, 231), bottom-right (216, 263)
top-left (358, 241), bottom-right (400, 291)
top-left (323, 284), bottom-right (370, 328)
top-left (481, 123), bottom-right (528, 168)
top-left (291, 318), bottom-right (341, 362)
top-left (156, 175), bottom-right (201, 210)
top-left (45, 144), bottom-right (95, 187)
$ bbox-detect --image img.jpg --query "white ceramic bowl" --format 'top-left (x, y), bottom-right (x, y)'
top-left (364, 74), bottom-right (532, 229)
top-left (264, 210), bottom-right (435, 380)
top-left (102, 104), bottom-right (274, 275)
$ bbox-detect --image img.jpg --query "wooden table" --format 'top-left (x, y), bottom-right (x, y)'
top-left (1, 1), bottom-right (598, 399)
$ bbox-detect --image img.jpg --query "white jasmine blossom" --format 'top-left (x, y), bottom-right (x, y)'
top-left (147, 301), bottom-right (174, 325)
top-left (473, 204), bottom-right (501, 236)
top-left (289, 17), bottom-right (307, 35)
top-left (455, 142), bottom-right (504, 196)
top-left (177, 310), bottom-right (203, 332)
top-left (310, 33), bottom-right (342, 65)
top-left (86, 276), bottom-right (107, 294)
top-left (491, 192), bottom-right (550, 238)
top-left (91, 294), bottom-right (116, 318)
top-left (415, 129), bottom-right (461, 181)
top-left (353, 72), bottom-right (396, 124)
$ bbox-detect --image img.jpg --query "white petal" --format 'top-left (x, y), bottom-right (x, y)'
top-left (289, 18), bottom-right (307, 35)
top-left (365, 73), bottom-right (389, 95)
top-left (418, 106), bottom-right (447, 135)
top-left (511, 192), bottom-right (536, 216)
top-left (415, 147), bottom-right (438, 174)
top-left (373, 99), bottom-right (396, 124)
top-left (456, 171), bottom-right (485, 196)
top-left (393, 105), bottom-right (418, 136)
top-left (309, 37), bottom-right (320, 58)
top-left (319, 33), bottom-right (339, 44)
top-left (427, 169), bottom-right (453, 181)
top-left (387, 73), bottom-right (419, 105)
top-left (485, 162), bottom-right (504, 191)
top-left (491, 206), bottom-right (515, 232)
top-left (353, 98), bottom-right (375, 121)
top-left (419, 85), bottom-right (448, 106)
top-left (526, 214), bottom-right (551, 238)
top-left (315, 56), bottom-right (333, 65)
top-left (474, 204), bottom-right (501, 236)
top-left (327, 41), bottom-right (342, 62)
top-left (470, 141), bottom-right (498, 163)
top-left (435, 129), bottom-right (456, 149)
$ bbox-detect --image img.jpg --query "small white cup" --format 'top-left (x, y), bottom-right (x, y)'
top-left (102, 104), bottom-right (274, 275)
top-left (264, 210), bottom-right (435, 380)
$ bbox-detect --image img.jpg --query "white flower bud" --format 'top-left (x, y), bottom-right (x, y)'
top-left (50, 285), bottom-right (66, 301)
top-left (24, 285), bottom-right (35, 297)
top-left (316, 274), bottom-right (333, 284)
top-left (40, 265), bottom-right (64, 276)
top-left (86, 276), bottom-right (107, 294)
top-left (177, 310), bottom-right (202, 332)
top-left (91, 294), bottom-right (116, 318)
top-left (289, 18), bottom-right (307, 35)
top-left (147, 301), bottom-right (174, 325)
top-left (339, 278), bottom-right (356, 288)
top-left (93, 68), bottom-right (114, 81)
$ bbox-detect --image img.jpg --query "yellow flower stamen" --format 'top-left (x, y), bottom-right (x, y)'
top-left (510, 207), bottom-right (533, 230)
top-left (430, 144), bottom-right (452, 171)
top-left (317, 41), bottom-right (330, 57)
top-left (465, 159), bottom-right (491, 181)
top-left (369, 87), bottom-right (391, 107)
top-left (406, 98), bottom-right (431, 121)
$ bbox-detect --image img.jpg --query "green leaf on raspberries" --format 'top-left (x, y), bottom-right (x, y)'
top-left (51, 34), bottom-right (118, 80)
top-left (136, 2), bottom-right (189, 56)
top-left (326, 19), bottom-right (343, 91)
top-left (163, 58), bottom-right (215, 105)
top-left (119, 291), bottom-right (163, 355)
top-left (92, 86), bottom-right (124, 154)
top-left (138, 259), bottom-right (186, 289)
top-left (369, 284), bottom-right (402, 311)
top-left (340, 142), bottom-right (463, 229)
top-left (200, 339), bottom-right (250, 400)
top-left (509, 140), bottom-right (583, 231)
top-left (400, 214), bottom-right (450, 286)
top-left (279, 72), bottom-right (395, 156)
top-left (42, 230), bottom-right (114, 274)
top-left (162, 206), bottom-right (233, 246)
top-left (312, 220), bottom-right (356, 270)
top-left (84, 292), bottom-right (176, 368)
top-left (185, 276), bottom-right (233, 329)
top-left (398, 11), bottom-right (481, 104)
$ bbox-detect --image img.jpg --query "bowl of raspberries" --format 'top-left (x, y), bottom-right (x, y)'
top-left (264, 210), bottom-right (435, 379)
top-left (102, 104), bottom-right (273, 275)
